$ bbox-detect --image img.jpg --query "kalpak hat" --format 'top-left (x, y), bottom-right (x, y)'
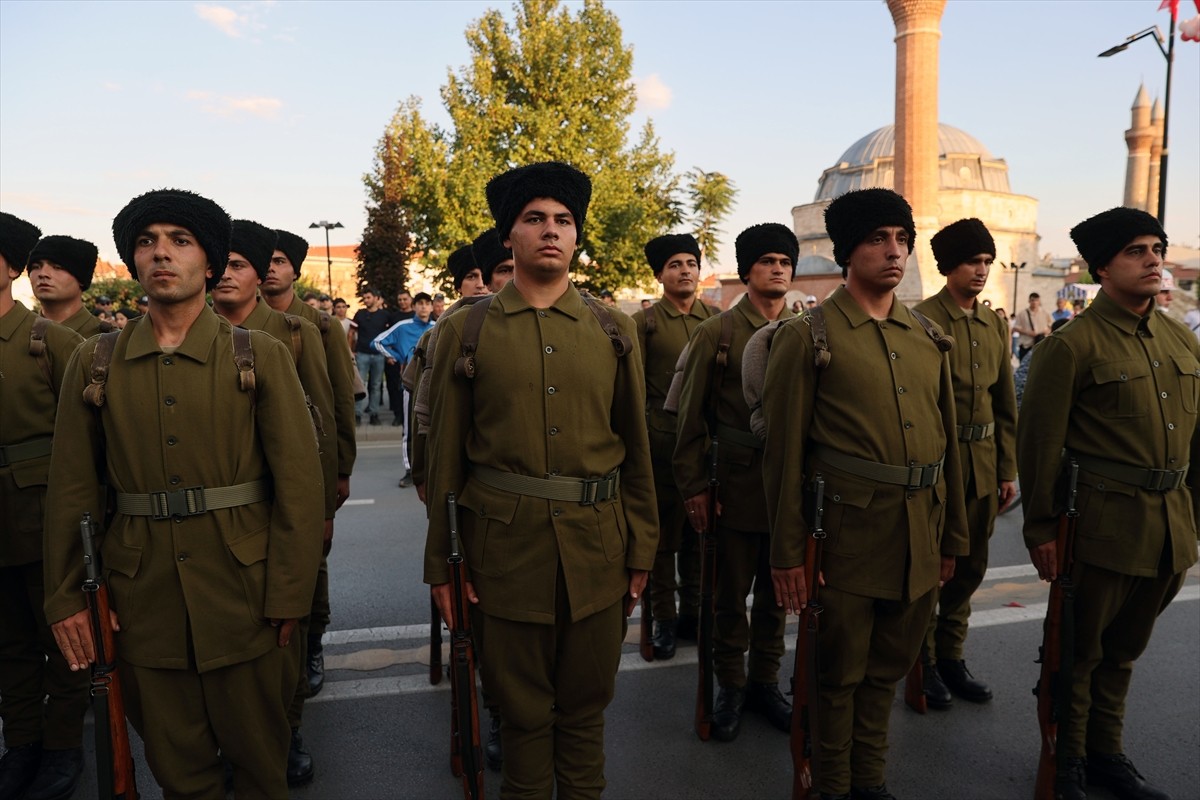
top-left (230, 220), bottom-right (278, 280)
top-left (27, 235), bottom-right (100, 290)
top-left (112, 189), bottom-right (232, 289)
top-left (471, 228), bottom-right (513, 286)
top-left (274, 229), bottom-right (310, 278)
top-left (1070, 207), bottom-right (1167, 280)
top-left (645, 233), bottom-right (702, 276)
top-left (824, 188), bottom-right (915, 269)
top-left (447, 245), bottom-right (479, 292)
top-left (485, 161), bottom-right (591, 241)
top-left (0, 212), bottom-right (42, 276)
top-left (734, 223), bottom-right (798, 283)
top-left (930, 218), bottom-right (995, 276)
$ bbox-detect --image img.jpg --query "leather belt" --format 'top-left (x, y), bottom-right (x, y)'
top-left (716, 424), bottom-right (764, 451)
top-left (812, 444), bottom-right (944, 490)
top-left (471, 464), bottom-right (620, 505)
top-left (0, 437), bottom-right (53, 467)
top-left (1071, 453), bottom-right (1189, 492)
top-left (957, 422), bottom-right (994, 442)
top-left (116, 480), bottom-right (269, 520)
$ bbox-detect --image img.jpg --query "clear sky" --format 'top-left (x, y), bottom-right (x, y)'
top-left (2, 0), bottom-right (1197, 276)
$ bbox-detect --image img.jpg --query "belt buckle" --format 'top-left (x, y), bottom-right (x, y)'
top-left (579, 477), bottom-right (600, 506)
top-left (151, 487), bottom-right (206, 520)
top-left (1144, 469), bottom-right (1180, 492)
top-left (906, 463), bottom-right (940, 490)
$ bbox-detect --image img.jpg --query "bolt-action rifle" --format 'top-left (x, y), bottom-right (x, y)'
top-left (1033, 460), bottom-right (1080, 800)
top-left (791, 476), bottom-right (826, 799)
top-left (694, 439), bottom-right (720, 740)
top-left (639, 594), bottom-right (655, 662)
top-left (445, 493), bottom-right (484, 800)
top-left (80, 512), bottom-right (138, 800)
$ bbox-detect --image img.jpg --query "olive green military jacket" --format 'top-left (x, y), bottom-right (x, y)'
top-left (762, 287), bottom-right (969, 602)
top-left (410, 298), bottom-right (474, 489)
top-left (0, 302), bottom-right (83, 566)
top-left (241, 300), bottom-right (337, 520)
top-left (60, 305), bottom-right (108, 338)
top-left (287, 295), bottom-right (357, 478)
top-left (673, 294), bottom-right (794, 533)
top-left (44, 309), bottom-right (324, 673)
top-left (1018, 289), bottom-right (1200, 577)
top-left (914, 288), bottom-right (1017, 498)
top-left (423, 281), bottom-right (659, 624)
top-left (633, 296), bottom-right (718, 485)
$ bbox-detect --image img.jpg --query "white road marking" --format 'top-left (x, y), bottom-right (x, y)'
top-left (983, 564), bottom-right (1038, 580)
top-left (341, 499), bottom-right (375, 506)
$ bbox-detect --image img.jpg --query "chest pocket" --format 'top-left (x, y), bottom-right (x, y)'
top-left (1091, 360), bottom-right (1152, 418)
top-left (1171, 354), bottom-right (1200, 413)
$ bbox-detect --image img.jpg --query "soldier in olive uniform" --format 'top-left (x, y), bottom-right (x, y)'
top-left (1019, 208), bottom-right (1198, 800)
top-left (632, 233), bottom-right (718, 659)
top-left (0, 213), bottom-right (88, 800)
top-left (212, 218), bottom-right (338, 786)
top-left (43, 189), bottom-right (324, 799)
top-left (424, 162), bottom-right (658, 799)
top-left (262, 227), bottom-right (358, 696)
top-left (763, 189), bottom-right (968, 800)
top-left (913, 218), bottom-right (1018, 707)
top-left (673, 223), bottom-right (797, 741)
top-left (27, 235), bottom-right (112, 338)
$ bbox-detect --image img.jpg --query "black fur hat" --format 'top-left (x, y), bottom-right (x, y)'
top-left (824, 189), bottom-right (915, 268)
top-left (1070, 207), bottom-right (1167, 280)
top-left (230, 220), bottom-right (277, 281)
top-left (27, 236), bottom-right (100, 290)
top-left (485, 161), bottom-right (591, 241)
top-left (645, 233), bottom-right (702, 276)
top-left (471, 228), bottom-right (513, 286)
top-left (931, 218), bottom-right (995, 276)
top-left (734, 223), bottom-right (798, 283)
top-left (274, 228), bottom-right (310, 278)
top-left (112, 189), bottom-right (232, 289)
top-left (0, 212), bottom-right (42, 275)
top-left (447, 245), bottom-right (479, 292)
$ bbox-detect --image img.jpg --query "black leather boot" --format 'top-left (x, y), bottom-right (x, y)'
top-left (307, 632), bottom-right (325, 696)
top-left (745, 681), bottom-right (792, 732)
top-left (24, 747), bottom-right (82, 800)
top-left (675, 613), bottom-right (699, 641)
top-left (712, 685), bottom-right (747, 742)
top-left (652, 618), bottom-right (677, 660)
top-left (923, 654), bottom-right (953, 709)
top-left (484, 712), bottom-right (502, 772)
top-left (936, 658), bottom-right (993, 703)
top-left (1086, 752), bottom-right (1171, 800)
top-left (0, 742), bottom-right (43, 800)
top-left (851, 784), bottom-right (898, 800)
top-left (287, 728), bottom-right (314, 786)
top-left (1056, 756), bottom-right (1088, 800)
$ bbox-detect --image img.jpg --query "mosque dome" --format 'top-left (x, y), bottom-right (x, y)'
top-left (814, 123), bottom-right (1012, 201)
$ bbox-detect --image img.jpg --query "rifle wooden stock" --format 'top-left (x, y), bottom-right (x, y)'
top-left (445, 494), bottom-right (484, 800)
top-left (904, 660), bottom-right (927, 714)
top-left (694, 440), bottom-right (720, 741)
top-left (790, 476), bottom-right (825, 800)
top-left (1033, 461), bottom-right (1079, 800)
top-left (430, 595), bottom-right (443, 685)
top-left (80, 513), bottom-right (138, 800)
top-left (639, 594), bottom-right (655, 662)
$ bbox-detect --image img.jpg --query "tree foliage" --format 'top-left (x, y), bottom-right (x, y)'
top-left (367, 0), bottom-right (683, 292)
top-left (83, 278), bottom-right (144, 310)
top-left (686, 168), bottom-right (738, 268)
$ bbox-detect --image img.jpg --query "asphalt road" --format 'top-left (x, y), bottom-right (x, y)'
top-left (10, 436), bottom-right (1200, 799)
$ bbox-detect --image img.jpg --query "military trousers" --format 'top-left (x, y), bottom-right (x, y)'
top-left (713, 525), bottom-right (786, 688)
top-left (289, 552), bottom-right (332, 728)
top-left (1060, 559), bottom-right (1186, 758)
top-left (480, 570), bottom-right (624, 800)
top-left (817, 584), bottom-right (937, 795)
top-left (0, 561), bottom-right (89, 750)
top-left (122, 639), bottom-right (299, 800)
top-left (648, 478), bottom-right (701, 623)
top-left (926, 480), bottom-right (998, 659)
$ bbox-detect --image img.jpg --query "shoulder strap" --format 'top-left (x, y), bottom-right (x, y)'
top-left (315, 310), bottom-right (332, 334)
top-left (705, 310), bottom-right (736, 428)
top-left (232, 326), bottom-right (257, 402)
top-left (910, 309), bottom-right (955, 352)
top-left (283, 314), bottom-right (304, 366)
top-left (807, 305), bottom-right (832, 369)
top-left (29, 316), bottom-right (54, 387)
top-left (82, 331), bottom-right (121, 408)
top-left (581, 294), bottom-right (634, 358)
top-left (454, 295), bottom-right (495, 379)
top-left (643, 303), bottom-right (657, 336)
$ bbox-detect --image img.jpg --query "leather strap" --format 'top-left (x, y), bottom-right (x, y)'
top-left (0, 437), bottom-right (53, 467)
top-left (811, 444), bottom-right (944, 490)
top-left (470, 464), bottom-right (619, 505)
top-left (1071, 452), bottom-right (1189, 492)
top-left (116, 479), bottom-right (269, 519)
top-left (716, 423), bottom-right (764, 451)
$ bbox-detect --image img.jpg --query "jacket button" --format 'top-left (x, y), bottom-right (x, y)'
top-left (178, 552), bottom-right (188, 561)
top-left (553, 508), bottom-right (562, 517)
top-left (897, 386), bottom-right (905, 394)
top-left (162, 356), bottom-right (173, 365)
top-left (545, 346), bottom-right (554, 354)
top-left (170, 476), bottom-right (181, 485)
top-left (547, 386), bottom-right (556, 395)
top-left (1161, 391), bottom-right (1168, 399)
top-left (904, 421), bottom-right (912, 429)
top-left (165, 396), bottom-right (175, 406)
top-left (550, 427), bottom-right (559, 435)
top-left (167, 436), bottom-right (178, 446)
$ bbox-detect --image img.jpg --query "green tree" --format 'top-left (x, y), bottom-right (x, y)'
top-left (83, 277), bottom-right (144, 310)
top-left (686, 168), bottom-right (738, 268)
top-left (376, 0), bottom-right (679, 292)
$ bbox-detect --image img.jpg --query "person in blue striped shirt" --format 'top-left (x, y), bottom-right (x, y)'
top-left (373, 292), bottom-right (435, 487)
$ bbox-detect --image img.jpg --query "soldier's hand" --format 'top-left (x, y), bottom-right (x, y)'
top-left (431, 582), bottom-right (478, 629)
top-left (624, 569), bottom-right (649, 616)
top-left (997, 480), bottom-right (1018, 512)
top-left (771, 566), bottom-right (809, 616)
top-left (323, 519), bottom-right (334, 556)
top-left (335, 475), bottom-right (351, 509)
top-left (415, 482), bottom-right (427, 505)
top-left (271, 618), bottom-right (299, 647)
top-left (938, 555), bottom-right (956, 587)
top-left (51, 609), bottom-right (97, 671)
top-left (1030, 541), bottom-right (1058, 582)
top-left (685, 490), bottom-right (711, 532)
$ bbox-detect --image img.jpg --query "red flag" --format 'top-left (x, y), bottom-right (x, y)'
top-left (1159, 0), bottom-right (1179, 20)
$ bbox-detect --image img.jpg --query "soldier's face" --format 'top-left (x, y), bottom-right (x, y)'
top-left (132, 223), bottom-right (212, 304)
top-left (262, 250), bottom-right (295, 296)
top-left (459, 268), bottom-right (489, 297)
top-left (659, 252), bottom-right (699, 299)
top-left (212, 251), bottom-right (260, 306)
top-left (846, 227), bottom-right (908, 293)
top-left (1098, 235), bottom-right (1165, 302)
top-left (489, 260), bottom-right (514, 292)
top-left (946, 253), bottom-right (993, 299)
top-left (745, 253), bottom-right (792, 299)
top-left (504, 198), bottom-right (577, 278)
top-left (28, 259), bottom-right (82, 302)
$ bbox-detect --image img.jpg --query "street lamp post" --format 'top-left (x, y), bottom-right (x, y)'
top-left (309, 220), bottom-right (344, 297)
top-left (1099, 20), bottom-right (1175, 225)
top-left (1002, 261), bottom-right (1027, 310)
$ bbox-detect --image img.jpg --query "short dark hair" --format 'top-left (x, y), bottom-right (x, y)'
top-left (413, 292), bottom-right (433, 304)
top-left (302, 291), bottom-right (317, 301)
top-left (333, 297), bottom-right (347, 306)
top-left (1028, 292), bottom-right (1040, 300)
top-left (361, 286), bottom-right (380, 298)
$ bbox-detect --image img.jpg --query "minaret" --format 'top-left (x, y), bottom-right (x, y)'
top-left (1146, 97), bottom-right (1164, 218)
top-left (1124, 84), bottom-right (1154, 210)
top-left (887, 0), bottom-right (946, 302)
